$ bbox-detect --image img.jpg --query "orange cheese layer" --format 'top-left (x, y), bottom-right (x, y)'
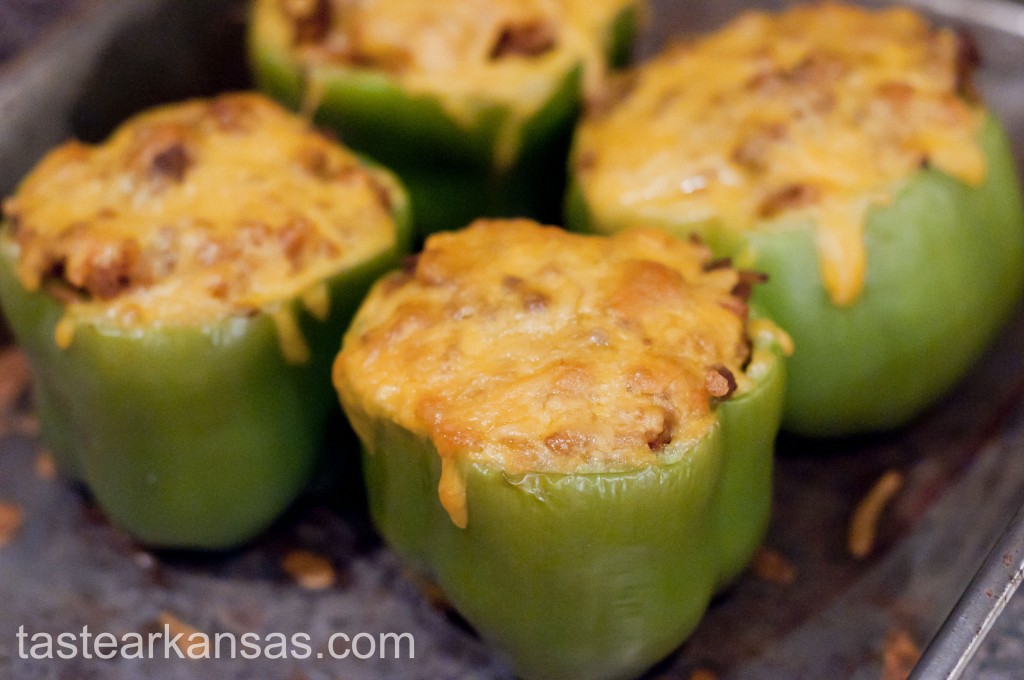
top-left (574, 2), bottom-right (985, 305)
top-left (335, 220), bottom-right (756, 479)
top-left (4, 93), bottom-right (399, 327)
top-left (262, 0), bottom-right (637, 155)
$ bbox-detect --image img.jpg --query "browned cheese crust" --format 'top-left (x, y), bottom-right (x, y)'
top-left (3, 93), bottom-right (399, 328)
top-left (574, 2), bottom-right (984, 305)
top-left (335, 220), bottom-right (761, 476)
top-left (260, 0), bottom-right (639, 140)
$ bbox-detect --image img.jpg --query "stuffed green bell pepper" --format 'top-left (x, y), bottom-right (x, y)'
top-left (249, 0), bottom-right (642, 236)
top-left (0, 93), bottom-right (411, 549)
top-left (334, 220), bottom-right (789, 680)
top-left (567, 2), bottom-right (1024, 437)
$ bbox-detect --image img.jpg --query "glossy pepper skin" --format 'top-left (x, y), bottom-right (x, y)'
top-left (568, 116), bottom-right (1024, 436)
top-left (248, 0), bottom-right (640, 236)
top-left (0, 187), bottom-right (412, 550)
top-left (343, 330), bottom-right (785, 680)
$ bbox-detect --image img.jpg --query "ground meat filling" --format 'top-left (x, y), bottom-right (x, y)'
top-left (954, 31), bottom-right (981, 100)
top-left (147, 141), bottom-right (192, 184)
top-left (281, 0), bottom-right (331, 45)
top-left (489, 19), bottom-right (558, 59)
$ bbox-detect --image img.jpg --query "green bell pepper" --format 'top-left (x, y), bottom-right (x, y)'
top-left (568, 114), bottom-right (1024, 437)
top-left (337, 253), bottom-right (787, 680)
top-left (0, 99), bottom-right (413, 549)
top-left (248, 0), bottom-right (641, 236)
top-left (347, 332), bottom-right (784, 680)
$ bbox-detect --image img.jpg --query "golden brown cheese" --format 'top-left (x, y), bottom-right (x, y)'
top-left (4, 93), bottom-right (400, 331)
top-left (574, 2), bottom-right (985, 306)
top-left (335, 220), bottom-right (757, 492)
top-left (261, 0), bottom-right (638, 162)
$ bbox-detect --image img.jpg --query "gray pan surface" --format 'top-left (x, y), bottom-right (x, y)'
top-left (1, 1), bottom-right (1024, 677)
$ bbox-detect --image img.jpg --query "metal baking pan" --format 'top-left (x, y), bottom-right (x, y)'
top-left (1, 0), bottom-right (1023, 677)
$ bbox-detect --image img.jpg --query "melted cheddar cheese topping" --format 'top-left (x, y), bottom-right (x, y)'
top-left (4, 93), bottom-right (399, 331)
top-left (336, 220), bottom-right (757, 496)
top-left (260, 0), bottom-right (637, 162)
top-left (574, 2), bottom-right (985, 305)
